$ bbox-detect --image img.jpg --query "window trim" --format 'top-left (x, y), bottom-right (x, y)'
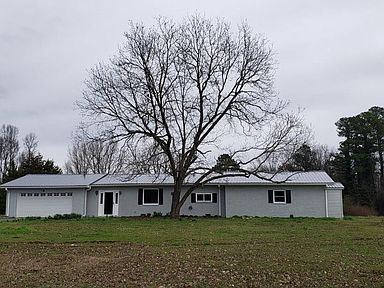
top-left (273, 190), bottom-right (286, 204)
top-left (142, 188), bottom-right (159, 206)
top-left (195, 192), bottom-right (213, 203)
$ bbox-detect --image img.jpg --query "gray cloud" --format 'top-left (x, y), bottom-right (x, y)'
top-left (0, 84), bottom-right (7, 99)
top-left (0, 0), bottom-right (383, 167)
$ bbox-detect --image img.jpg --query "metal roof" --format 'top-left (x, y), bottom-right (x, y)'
top-left (0, 174), bottom-right (106, 188)
top-left (326, 182), bottom-right (344, 189)
top-left (94, 171), bottom-right (337, 186)
top-left (94, 174), bottom-right (174, 186)
top-left (1, 171), bottom-right (343, 189)
top-left (216, 171), bottom-right (335, 184)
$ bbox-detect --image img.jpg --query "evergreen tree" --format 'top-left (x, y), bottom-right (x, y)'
top-left (334, 106), bottom-right (384, 208)
top-left (279, 143), bottom-right (334, 173)
top-left (16, 153), bottom-right (62, 177)
top-left (213, 154), bottom-right (240, 173)
top-left (0, 133), bottom-right (61, 214)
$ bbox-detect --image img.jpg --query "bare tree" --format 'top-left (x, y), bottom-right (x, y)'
top-left (277, 143), bottom-right (335, 173)
top-left (311, 144), bottom-right (335, 172)
top-left (65, 136), bottom-right (125, 174)
top-left (0, 125), bottom-right (20, 183)
top-left (20, 133), bottom-right (38, 162)
top-left (122, 141), bottom-right (170, 174)
top-left (79, 16), bottom-right (307, 217)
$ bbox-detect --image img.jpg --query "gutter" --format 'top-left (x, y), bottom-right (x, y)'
top-left (90, 182), bottom-right (333, 188)
top-left (1, 185), bottom-right (95, 189)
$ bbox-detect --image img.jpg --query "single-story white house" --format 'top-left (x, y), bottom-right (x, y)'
top-left (0, 171), bottom-right (344, 218)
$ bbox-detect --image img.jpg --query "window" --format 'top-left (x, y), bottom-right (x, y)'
top-left (138, 188), bottom-right (163, 205)
top-left (34, 193), bottom-right (39, 197)
top-left (143, 189), bottom-right (159, 205)
top-left (67, 193), bottom-right (73, 197)
top-left (47, 193), bottom-right (53, 196)
top-left (21, 193), bottom-right (26, 197)
top-left (40, 193), bottom-right (46, 197)
top-left (27, 193), bottom-right (33, 197)
top-left (196, 193), bottom-right (212, 203)
top-left (60, 193), bottom-right (66, 196)
top-left (115, 193), bottom-right (118, 204)
top-left (54, 193), bottom-right (60, 196)
top-left (268, 190), bottom-right (291, 204)
top-left (273, 190), bottom-right (286, 204)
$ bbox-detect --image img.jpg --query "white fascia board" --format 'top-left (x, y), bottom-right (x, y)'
top-left (90, 182), bottom-right (330, 188)
top-left (5, 185), bottom-right (90, 189)
top-left (220, 183), bottom-right (329, 186)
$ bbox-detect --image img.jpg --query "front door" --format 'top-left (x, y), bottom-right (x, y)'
top-left (98, 191), bottom-right (119, 216)
top-left (104, 192), bottom-right (113, 215)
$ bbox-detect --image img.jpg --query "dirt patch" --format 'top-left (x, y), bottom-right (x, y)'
top-left (0, 242), bottom-right (383, 287)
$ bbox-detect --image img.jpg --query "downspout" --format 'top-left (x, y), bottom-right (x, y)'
top-left (5, 188), bottom-right (9, 217)
top-left (341, 189), bottom-right (344, 218)
top-left (324, 188), bottom-right (328, 218)
top-left (218, 184), bottom-right (221, 217)
top-left (84, 186), bottom-right (91, 217)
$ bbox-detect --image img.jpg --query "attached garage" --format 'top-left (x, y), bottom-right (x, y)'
top-left (16, 192), bottom-right (73, 217)
top-left (2, 174), bottom-right (106, 218)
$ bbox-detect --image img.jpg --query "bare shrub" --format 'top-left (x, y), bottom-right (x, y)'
top-left (344, 200), bottom-right (378, 216)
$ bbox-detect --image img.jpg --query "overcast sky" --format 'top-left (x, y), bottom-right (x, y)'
top-left (0, 0), bottom-right (383, 168)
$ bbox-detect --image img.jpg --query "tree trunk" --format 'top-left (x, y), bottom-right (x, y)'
top-left (170, 203), bottom-right (182, 218)
top-left (170, 182), bottom-right (182, 218)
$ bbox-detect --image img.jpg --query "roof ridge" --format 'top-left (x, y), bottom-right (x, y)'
top-left (90, 174), bottom-right (109, 185)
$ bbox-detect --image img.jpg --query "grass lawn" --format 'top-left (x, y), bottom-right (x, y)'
top-left (0, 217), bottom-right (383, 287)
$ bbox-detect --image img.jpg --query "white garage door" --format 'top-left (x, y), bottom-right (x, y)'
top-left (16, 192), bottom-right (73, 217)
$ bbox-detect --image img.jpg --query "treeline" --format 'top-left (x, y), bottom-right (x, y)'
top-left (278, 106), bottom-right (384, 214)
top-left (333, 107), bottom-right (384, 213)
top-left (64, 134), bottom-right (170, 175)
top-left (0, 125), bottom-right (61, 213)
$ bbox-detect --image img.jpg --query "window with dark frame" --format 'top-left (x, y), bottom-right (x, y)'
top-left (196, 193), bottom-right (212, 203)
top-left (143, 189), bottom-right (159, 205)
top-left (273, 190), bottom-right (286, 203)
